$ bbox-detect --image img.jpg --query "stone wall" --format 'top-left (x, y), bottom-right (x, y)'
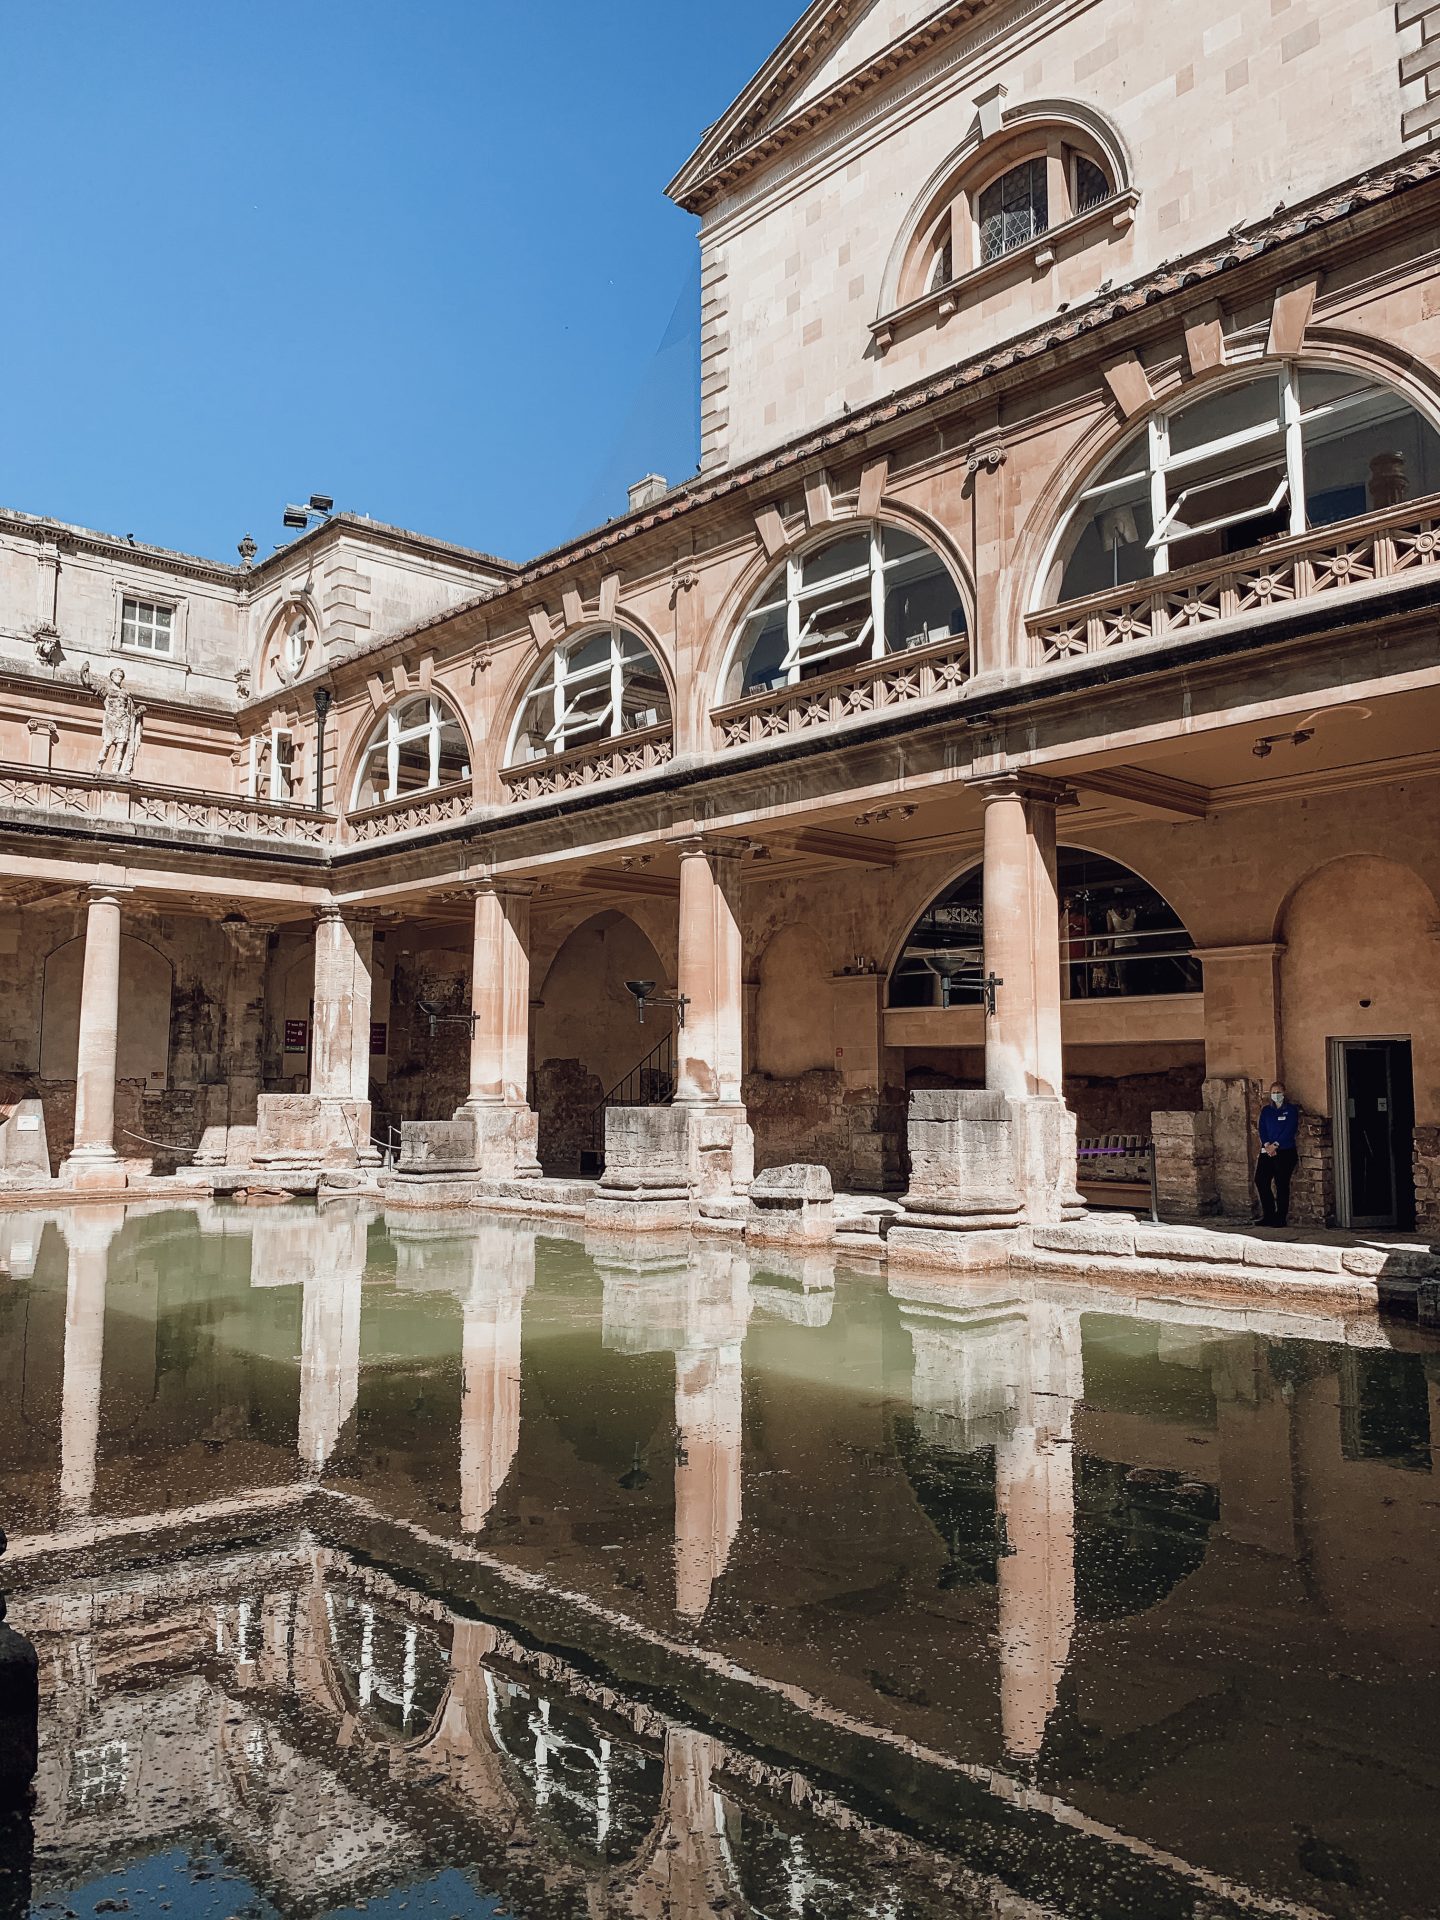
top-left (1413, 1126), bottom-right (1440, 1233)
top-left (1066, 1066), bottom-right (1203, 1138)
top-left (744, 1069), bottom-right (906, 1193)
top-left (536, 1058), bottom-right (604, 1175)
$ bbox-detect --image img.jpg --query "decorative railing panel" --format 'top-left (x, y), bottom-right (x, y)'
top-left (710, 633), bottom-right (970, 750)
top-left (346, 779), bottom-right (473, 843)
top-left (499, 723), bottom-right (674, 804)
top-left (0, 764), bottom-right (330, 845)
top-left (1027, 496), bottom-right (1440, 664)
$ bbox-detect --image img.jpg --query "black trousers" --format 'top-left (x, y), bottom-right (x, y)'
top-left (1255, 1147), bottom-right (1298, 1226)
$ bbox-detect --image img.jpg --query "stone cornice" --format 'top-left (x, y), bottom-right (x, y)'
top-left (668, 0), bottom-right (1005, 213)
top-left (0, 507), bottom-right (517, 598)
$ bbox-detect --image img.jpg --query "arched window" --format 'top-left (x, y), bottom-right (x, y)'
top-left (725, 524), bottom-right (966, 704)
top-left (507, 627), bottom-right (671, 764)
top-left (1045, 365), bottom-right (1440, 604)
top-left (351, 695), bottom-right (470, 810)
top-left (915, 136), bottom-right (1116, 299)
top-left (888, 851), bottom-right (1199, 1008)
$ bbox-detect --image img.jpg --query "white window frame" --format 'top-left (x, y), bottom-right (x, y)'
top-left (508, 628), bottom-right (669, 763)
top-left (351, 696), bottom-right (469, 809)
top-left (118, 594), bottom-right (176, 656)
top-left (737, 523), bottom-right (962, 694)
top-left (1057, 366), bottom-right (1404, 582)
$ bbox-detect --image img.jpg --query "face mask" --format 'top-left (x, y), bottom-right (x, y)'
top-left (1270, 1092), bottom-right (1285, 1106)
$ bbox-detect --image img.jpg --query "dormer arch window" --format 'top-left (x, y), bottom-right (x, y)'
top-left (351, 694), bottom-right (470, 810)
top-left (722, 523), bottom-right (967, 706)
top-left (506, 626), bottom-right (671, 766)
top-left (916, 135), bottom-right (1117, 302)
top-left (874, 108), bottom-right (1134, 356)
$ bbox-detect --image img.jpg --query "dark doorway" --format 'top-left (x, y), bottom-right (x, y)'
top-left (1330, 1039), bottom-right (1415, 1230)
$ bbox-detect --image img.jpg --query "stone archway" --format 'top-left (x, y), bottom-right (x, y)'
top-left (40, 933), bottom-right (173, 1086)
top-left (533, 909), bottom-right (669, 1174)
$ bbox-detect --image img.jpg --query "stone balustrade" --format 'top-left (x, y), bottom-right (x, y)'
top-left (345, 778), bottom-right (473, 843)
top-left (710, 631), bottom-right (970, 749)
top-left (498, 722), bottom-right (674, 803)
top-left (1026, 494), bottom-right (1440, 664)
top-left (0, 763), bottom-right (330, 845)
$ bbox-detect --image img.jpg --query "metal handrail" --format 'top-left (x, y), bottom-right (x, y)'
top-left (1077, 1137), bottom-right (1159, 1222)
top-left (588, 1028), bottom-right (677, 1151)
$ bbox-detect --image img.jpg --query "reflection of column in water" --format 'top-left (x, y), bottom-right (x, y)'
top-left (296, 1218), bottom-right (367, 1474)
top-left (622, 1724), bottom-right (737, 1919)
top-left (674, 1343), bottom-right (744, 1624)
top-left (59, 1209), bottom-right (124, 1521)
top-left (996, 1302), bottom-right (1082, 1767)
top-left (459, 1228), bottom-right (534, 1534)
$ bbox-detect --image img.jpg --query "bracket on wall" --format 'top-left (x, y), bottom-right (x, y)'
top-left (416, 998), bottom-right (479, 1041)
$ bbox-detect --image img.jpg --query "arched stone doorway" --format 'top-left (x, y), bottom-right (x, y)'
top-left (533, 910), bottom-right (670, 1174)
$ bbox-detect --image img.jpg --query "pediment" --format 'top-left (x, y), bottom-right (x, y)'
top-left (667, 0), bottom-right (999, 213)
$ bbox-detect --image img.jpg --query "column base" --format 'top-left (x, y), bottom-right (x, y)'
top-left (589, 1103), bottom-right (752, 1229)
top-left (396, 1103), bottom-right (541, 1182)
top-left (898, 1090), bottom-right (1083, 1235)
top-left (253, 1094), bottom-right (374, 1170)
top-left (58, 1150), bottom-right (129, 1193)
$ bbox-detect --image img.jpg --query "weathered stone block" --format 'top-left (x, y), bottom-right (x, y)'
top-left (1033, 1219), bottom-right (1136, 1258)
top-left (1242, 1237), bottom-right (1345, 1273)
top-left (398, 1104), bottom-right (540, 1181)
top-left (747, 1161), bottom-right (834, 1244)
top-left (254, 1093), bottom-right (373, 1168)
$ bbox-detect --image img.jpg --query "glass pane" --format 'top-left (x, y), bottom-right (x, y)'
top-left (800, 533), bottom-right (869, 591)
top-left (796, 581), bottom-right (871, 673)
top-left (883, 550), bottom-right (966, 651)
top-left (738, 610), bottom-right (787, 698)
top-left (619, 657), bottom-right (668, 729)
top-left (397, 698), bottom-right (432, 734)
top-left (1298, 368), bottom-right (1372, 415)
top-left (395, 737), bottom-right (431, 793)
top-left (1301, 383), bottom-right (1440, 525)
top-left (359, 747), bottom-right (390, 806)
top-left (1054, 474), bottom-right (1154, 601)
top-left (566, 633), bottom-right (613, 678)
top-left (513, 689), bottom-right (553, 761)
top-left (436, 720), bottom-right (469, 784)
top-left (1073, 153), bottom-right (1110, 213)
top-left (978, 159), bottom-right (1047, 263)
top-left (1166, 378), bottom-right (1282, 461)
top-left (881, 526), bottom-right (928, 562)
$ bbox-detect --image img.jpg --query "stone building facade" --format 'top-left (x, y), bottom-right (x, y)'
top-left (3, 0), bottom-right (1439, 1241)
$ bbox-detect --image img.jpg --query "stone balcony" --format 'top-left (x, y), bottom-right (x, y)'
top-left (1026, 493), bottom-right (1440, 665)
top-left (0, 762), bottom-right (331, 847)
top-left (710, 631), bottom-right (970, 749)
top-left (498, 721), bottom-right (674, 804)
top-left (344, 778), bottom-right (474, 843)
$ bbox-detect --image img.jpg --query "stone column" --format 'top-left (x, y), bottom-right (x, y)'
top-left (310, 906), bottom-right (374, 1101)
top-left (26, 718), bottom-right (58, 769)
top-left (979, 775), bottom-right (1065, 1101)
top-left (893, 776), bottom-right (1079, 1248)
top-left (447, 880), bottom-right (540, 1179)
top-left (1199, 941), bottom-right (1284, 1216)
top-left (675, 836), bottom-right (745, 1106)
top-left (221, 921), bottom-right (271, 1128)
top-left (61, 884), bottom-right (131, 1190)
top-left (592, 839), bottom-right (753, 1220)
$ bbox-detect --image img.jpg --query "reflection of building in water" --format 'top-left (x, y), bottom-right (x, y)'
top-left (596, 1236), bottom-right (751, 1621)
top-left (58, 1208), bottom-right (124, 1520)
top-left (388, 1214), bottom-right (537, 1532)
top-left (248, 1208), bottom-right (368, 1473)
top-left (897, 1281), bottom-right (1080, 1765)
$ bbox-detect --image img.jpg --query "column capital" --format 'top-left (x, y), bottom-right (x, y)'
top-left (83, 882), bottom-right (133, 907)
top-left (315, 902), bottom-right (375, 929)
top-left (673, 833), bottom-right (749, 865)
top-left (26, 717), bottom-right (59, 739)
top-left (970, 773), bottom-right (1077, 809)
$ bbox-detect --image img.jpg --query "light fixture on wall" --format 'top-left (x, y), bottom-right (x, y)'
top-left (925, 953), bottom-right (1003, 1014)
top-left (625, 980), bottom-right (689, 1028)
top-left (416, 997), bottom-right (479, 1041)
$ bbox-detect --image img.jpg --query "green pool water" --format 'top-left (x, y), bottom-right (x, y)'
top-left (1, 1200), bottom-right (1437, 1919)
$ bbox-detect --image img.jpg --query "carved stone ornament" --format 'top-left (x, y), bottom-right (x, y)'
top-left (235, 664), bottom-right (252, 698)
top-left (964, 441), bottom-right (1008, 480)
top-left (79, 662), bottom-right (145, 779)
top-left (30, 621), bottom-right (62, 666)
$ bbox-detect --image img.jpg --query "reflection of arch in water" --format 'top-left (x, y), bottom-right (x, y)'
top-left (486, 1673), bottom-right (662, 1866)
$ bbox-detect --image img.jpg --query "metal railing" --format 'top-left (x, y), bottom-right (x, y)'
top-left (587, 1028), bottom-right (677, 1156)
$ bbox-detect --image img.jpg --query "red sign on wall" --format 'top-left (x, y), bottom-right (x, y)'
top-left (284, 1019), bottom-right (309, 1052)
top-left (370, 1022), bottom-right (388, 1055)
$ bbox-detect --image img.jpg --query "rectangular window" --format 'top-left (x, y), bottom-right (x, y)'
top-left (120, 597), bottom-right (174, 654)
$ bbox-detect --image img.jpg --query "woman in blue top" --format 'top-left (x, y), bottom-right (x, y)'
top-left (1256, 1081), bottom-right (1300, 1227)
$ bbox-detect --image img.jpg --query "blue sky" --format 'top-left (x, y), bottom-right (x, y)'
top-left (0, 2), bottom-right (797, 566)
